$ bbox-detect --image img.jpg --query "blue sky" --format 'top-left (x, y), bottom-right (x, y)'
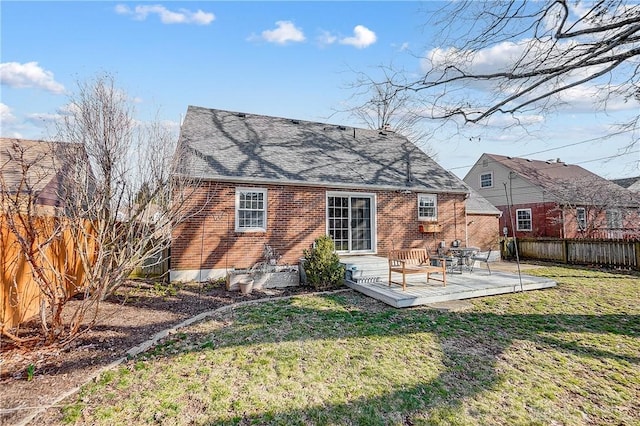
top-left (1, 1), bottom-right (638, 180)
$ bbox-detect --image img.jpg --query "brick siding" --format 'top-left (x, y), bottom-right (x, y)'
top-left (171, 182), bottom-right (482, 272)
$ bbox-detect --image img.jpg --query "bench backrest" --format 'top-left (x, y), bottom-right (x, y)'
top-left (388, 248), bottom-right (429, 265)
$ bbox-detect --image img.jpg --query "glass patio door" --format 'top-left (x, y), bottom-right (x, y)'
top-left (327, 194), bottom-right (374, 253)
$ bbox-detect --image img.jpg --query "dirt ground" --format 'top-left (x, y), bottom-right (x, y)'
top-left (0, 280), bottom-right (317, 426)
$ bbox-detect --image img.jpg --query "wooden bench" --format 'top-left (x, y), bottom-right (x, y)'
top-left (388, 248), bottom-right (446, 291)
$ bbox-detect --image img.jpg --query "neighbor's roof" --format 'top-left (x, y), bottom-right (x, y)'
top-left (175, 106), bottom-right (468, 193)
top-left (612, 176), bottom-right (640, 192)
top-left (1, 138), bottom-right (58, 193)
top-left (0, 138), bottom-right (85, 205)
top-left (485, 153), bottom-right (640, 206)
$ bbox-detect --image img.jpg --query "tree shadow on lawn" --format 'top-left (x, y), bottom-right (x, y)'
top-left (124, 292), bottom-right (639, 425)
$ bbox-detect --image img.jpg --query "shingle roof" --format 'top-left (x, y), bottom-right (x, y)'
top-left (611, 176), bottom-right (640, 189)
top-left (486, 153), bottom-right (640, 206)
top-left (1, 138), bottom-right (57, 193)
top-left (1, 138), bottom-right (86, 206)
top-left (176, 106), bottom-right (468, 193)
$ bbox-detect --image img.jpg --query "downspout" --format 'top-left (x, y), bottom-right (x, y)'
top-left (453, 200), bottom-right (458, 242)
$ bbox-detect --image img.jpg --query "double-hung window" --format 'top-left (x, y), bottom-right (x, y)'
top-left (516, 208), bottom-right (532, 231)
top-left (576, 207), bottom-right (586, 230)
top-left (236, 188), bottom-right (267, 232)
top-left (418, 194), bottom-right (437, 221)
top-left (480, 172), bottom-right (493, 188)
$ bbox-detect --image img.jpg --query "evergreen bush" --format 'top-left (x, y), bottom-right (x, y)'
top-left (303, 235), bottom-right (345, 290)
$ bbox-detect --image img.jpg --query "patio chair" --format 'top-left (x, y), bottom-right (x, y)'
top-left (470, 248), bottom-right (492, 275)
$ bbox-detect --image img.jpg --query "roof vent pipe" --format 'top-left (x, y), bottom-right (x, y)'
top-left (353, 128), bottom-right (355, 138)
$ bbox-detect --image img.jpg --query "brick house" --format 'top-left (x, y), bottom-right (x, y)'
top-left (464, 153), bottom-right (640, 239)
top-left (170, 106), bottom-right (497, 282)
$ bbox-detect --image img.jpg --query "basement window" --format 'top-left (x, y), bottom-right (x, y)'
top-left (235, 188), bottom-right (267, 232)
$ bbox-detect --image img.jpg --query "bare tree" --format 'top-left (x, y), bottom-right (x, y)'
top-left (1, 140), bottom-right (79, 344)
top-left (1, 73), bottom-right (197, 345)
top-left (342, 65), bottom-right (439, 157)
top-left (547, 175), bottom-right (640, 239)
top-left (411, 0), bottom-right (640, 126)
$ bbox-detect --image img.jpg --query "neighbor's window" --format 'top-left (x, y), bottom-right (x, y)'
top-left (480, 172), bottom-right (493, 188)
top-left (418, 194), bottom-right (437, 221)
top-left (606, 209), bottom-right (622, 229)
top-left (576, 207), bottom-right (586, 230)
top-left (235, 188), bottom-right (267, 232)
top-left (516, 208), bottom-right (532, 231)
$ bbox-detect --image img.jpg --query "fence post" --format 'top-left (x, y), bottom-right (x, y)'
top-left (635, 241), bottom-right (640, 272)
top-left (562, 239), bottom-right (569, 264)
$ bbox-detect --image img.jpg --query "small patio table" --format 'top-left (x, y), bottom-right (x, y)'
top-left (448, 247), bottom-right (479, 273)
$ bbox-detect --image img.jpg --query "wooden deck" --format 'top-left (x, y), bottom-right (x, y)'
top-left (340, 255), bottom-right (557, 308)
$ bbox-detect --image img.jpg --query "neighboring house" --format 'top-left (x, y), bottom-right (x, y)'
top-left (464, 153), bottom-right (640, 239)
top-left (171, 106), bottom-right (479, 282)
top-left (0, 137), bottom-right (88, 214)
top-left (612, 176), bottom-right (640, 193)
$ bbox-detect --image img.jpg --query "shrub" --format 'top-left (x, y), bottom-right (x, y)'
top-left (303, 235), bottom-right (345, 290)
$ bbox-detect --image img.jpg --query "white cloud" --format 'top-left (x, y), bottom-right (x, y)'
top-left (115, 4), bottom-right (215, 25)
top-left (339, 25), bottom-right (377, 49)
top-left (317, 30), bottom-right (338, 47)
top-left (0, 62), bottom-right (65, 94)
top-left (0, 103), bottom-right (16, 123)
top-left (260, 21), bottom-right (305, 45)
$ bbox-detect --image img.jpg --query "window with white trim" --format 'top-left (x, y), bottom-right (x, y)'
top-left (235, 188), bottom-right (267, 232)
top-left (576, 207), bottom-right (586, 230)
top-left (480, 172), bottom-right (493, 188)
top-left (418, 194), bottom-right (437, 221)
top-left (516, 208), bottom-right (532, 231)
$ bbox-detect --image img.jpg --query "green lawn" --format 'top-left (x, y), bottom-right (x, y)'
top-left (61, 266), bottom-right (639, 425)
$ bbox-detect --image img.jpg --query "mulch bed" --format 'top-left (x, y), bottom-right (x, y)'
top-left (0, 280), bottom-right (319, 426)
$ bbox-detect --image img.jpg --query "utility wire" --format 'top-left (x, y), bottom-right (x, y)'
top-left (447, 129), bottom-right (639, 172)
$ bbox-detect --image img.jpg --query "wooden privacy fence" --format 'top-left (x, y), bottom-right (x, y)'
top-left (129, 247), bottom-right (169, 279)
top-left (516, 237), bottom-right (640, 270)
top-left (0, 215), bottom-right (94, 330)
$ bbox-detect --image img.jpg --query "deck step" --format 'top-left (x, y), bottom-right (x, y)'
top-left (341, 255), bottom-right (389, 283)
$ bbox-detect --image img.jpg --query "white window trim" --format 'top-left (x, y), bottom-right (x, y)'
top-left (326, 191), bottom-right (377, 254)
top-left (235, 187), bottom-right (267, 232)
top-left (516, 208), bottom-right (532, 231)
top-left (479, 171), bottom-right (494, 188)
top-left (576, 207), bottom-right (586, 230)
top-left (418, 193), bottom-right (438, 221)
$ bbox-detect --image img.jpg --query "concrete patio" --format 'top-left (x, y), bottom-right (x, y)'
top-left (340, 255), bottom-right (557, 308)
